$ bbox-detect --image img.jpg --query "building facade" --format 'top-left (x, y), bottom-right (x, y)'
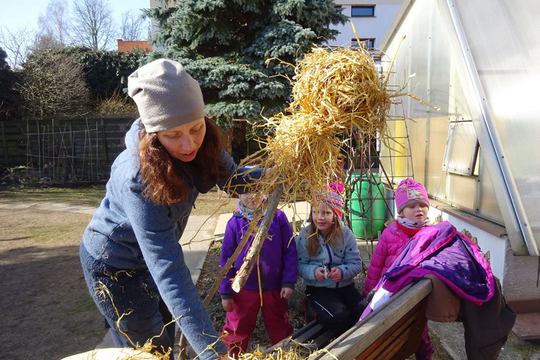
top-left (327, 0), bottom-right (404, 49)
top-left (117, 40), bottom-right (152, 53)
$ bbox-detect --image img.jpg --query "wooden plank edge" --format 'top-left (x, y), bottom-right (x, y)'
top-left (311, 279), bottom-right (432, 360)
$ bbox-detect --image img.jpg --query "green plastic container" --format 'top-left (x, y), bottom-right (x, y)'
top-left (347, 173), bottom-right (386, 239)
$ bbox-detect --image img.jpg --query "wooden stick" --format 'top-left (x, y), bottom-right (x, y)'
top-left (178, 190), bottom-right (271, 360)
top-left (231, 183), bottom-right (283, 293)
top-left (201, 217), bottom-right (259, 306)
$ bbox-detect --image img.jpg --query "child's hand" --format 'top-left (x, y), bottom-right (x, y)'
top-left (315, 267), bottom-right (326, 281)
top-left (328, 267), bottom-right (342, 283)
top-left (280, 287), bottom-right (293, 300)
top-left (221, 298), bottom-right (234, 312)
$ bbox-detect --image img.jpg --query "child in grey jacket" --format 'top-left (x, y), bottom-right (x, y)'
top-left (296, 183), bottom-right (363, 336)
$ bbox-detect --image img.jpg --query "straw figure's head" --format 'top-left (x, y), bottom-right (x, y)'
top-left (289, 47), bottom-right (391, 134)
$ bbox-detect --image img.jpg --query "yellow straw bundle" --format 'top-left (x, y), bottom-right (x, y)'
top-left (289, 47), bottom-right (389, 134)
top-left (242, 46), bottom-right (391, 203)
top-left (247, 111), bottom-right (342, 202)
top-left (234, 346), bottom-right (308, 360)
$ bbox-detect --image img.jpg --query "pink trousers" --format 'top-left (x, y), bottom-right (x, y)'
top-left (222, 289), bottom-right (292, 357)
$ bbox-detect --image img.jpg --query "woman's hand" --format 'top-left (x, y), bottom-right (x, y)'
top-left (328, 267), bottom-right (342, 283)
top-left (280, 287), bottom-right (293, 300)
top-left (221, 298), bottom-right (234, 312)
top-left (315, 267), bottom-right (326, 281)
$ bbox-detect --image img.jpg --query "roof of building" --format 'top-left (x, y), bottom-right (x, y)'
top-left (117, 40), bottom-right (152, 53)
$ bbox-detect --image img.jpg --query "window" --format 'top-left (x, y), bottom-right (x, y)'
top-left (351, 38), bottom-right (375, 49)
top-left (442, 120), bottom-right (479, 176)
top-left (351, 5), bottom-right (375, 17)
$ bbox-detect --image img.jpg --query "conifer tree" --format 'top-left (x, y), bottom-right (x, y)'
top-left (0, 47), bottom-right (20, 121)
top-left (146, 0), bottom-right (346, 127)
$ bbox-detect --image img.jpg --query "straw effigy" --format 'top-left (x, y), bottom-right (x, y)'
top-left (228, 44), bottom-right (393, 296)
top-left (244, 45), bottom-right (391, 205)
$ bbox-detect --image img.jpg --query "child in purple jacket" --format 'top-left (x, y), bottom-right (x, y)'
top-left (219, 192), bottom-right (298, 357)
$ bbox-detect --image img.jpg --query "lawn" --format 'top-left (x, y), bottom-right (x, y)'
top-left (0, 185), bottom-right (106, 207)
top-left (0, 186), bottom-right (237, 359)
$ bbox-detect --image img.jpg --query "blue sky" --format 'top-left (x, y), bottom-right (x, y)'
top-left (0, 0), bottom-right (150, 32)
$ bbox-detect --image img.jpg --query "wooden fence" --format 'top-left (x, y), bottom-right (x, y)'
top-left (0, 116), bottom-right (135, 184)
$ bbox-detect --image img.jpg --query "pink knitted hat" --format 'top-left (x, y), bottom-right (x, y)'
top-left (395, 178), bottom-right (430, 213)
top-left (316, 182), bottom-right (345, 219)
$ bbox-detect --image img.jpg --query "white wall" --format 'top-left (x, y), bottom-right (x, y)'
top-left (328, 0), bottom-right (404, 48)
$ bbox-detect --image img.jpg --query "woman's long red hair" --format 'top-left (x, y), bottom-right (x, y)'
top-left (138, 117), bottom-right (227, 205)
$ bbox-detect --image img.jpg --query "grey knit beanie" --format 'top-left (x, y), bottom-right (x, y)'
top-left (127, 59), bottom-right (205, 133)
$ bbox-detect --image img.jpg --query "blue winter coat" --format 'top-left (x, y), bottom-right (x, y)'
top-left (81, 119), bottom-right (258, 358)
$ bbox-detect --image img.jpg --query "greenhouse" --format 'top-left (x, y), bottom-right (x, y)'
top-left (379, 0), bottom-right (540, 311)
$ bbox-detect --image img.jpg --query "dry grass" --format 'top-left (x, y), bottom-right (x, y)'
top-left (242, 46), bottom-right (392, 206)
top-left (289, 47), bottom-right (390, 135)
top-left (96, 91), bottom-right (138, 116)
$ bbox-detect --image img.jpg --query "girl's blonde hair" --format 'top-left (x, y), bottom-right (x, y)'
top-left (306, 207), bottom-right (343, 257)
top-left (139, 117), bottom-right (226, 205)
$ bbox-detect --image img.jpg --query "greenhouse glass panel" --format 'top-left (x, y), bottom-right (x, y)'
top-left (382, 0), bottom-right (433, 186)
top-left (382, 0), bottom-right (537, 253)
top-left (455, 0), bottom-right (540, 253)
top-left (479, 153), bottom-right (503, 222)
top-left (443, 121), bottom-right (478, 176)
top-left (382, 0), bottom-right (481, 208)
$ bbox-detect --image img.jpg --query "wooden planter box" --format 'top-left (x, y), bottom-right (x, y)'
top-left (268, 279), bottom-right (432, 360)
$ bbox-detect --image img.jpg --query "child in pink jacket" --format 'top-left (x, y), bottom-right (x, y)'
top-left (362, 178), bottom-right (434, 360)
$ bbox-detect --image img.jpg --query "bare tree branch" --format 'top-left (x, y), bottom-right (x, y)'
top-left (36, 0), bottom-right (70, 49)
top-left (120, 11), bottom-right (147, 41)
top-left (0, 27), bottom-right (34, 69)
top-left (71, 0), bottom-right (114, 50)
